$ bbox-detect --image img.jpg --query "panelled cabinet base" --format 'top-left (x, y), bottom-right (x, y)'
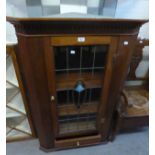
top-left (7, 16), bottom-right (147, 151)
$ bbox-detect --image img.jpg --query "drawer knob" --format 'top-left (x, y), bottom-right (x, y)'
top-left (77, 141), bottom-right (80, 146)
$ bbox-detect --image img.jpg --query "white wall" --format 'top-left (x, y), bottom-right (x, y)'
top-left (115, 0), bottom-right (149, 39)
top-left (115, 0), bottom-right (149, 81)
top-left (6, 0), bottom-right (28, 44)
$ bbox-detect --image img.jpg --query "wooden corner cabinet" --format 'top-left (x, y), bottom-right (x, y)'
top-left (7, 16), bottom-right (147, 151)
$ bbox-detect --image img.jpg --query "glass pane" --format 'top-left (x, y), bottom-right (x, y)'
top-left (53, 44), bottom-right (108, 136)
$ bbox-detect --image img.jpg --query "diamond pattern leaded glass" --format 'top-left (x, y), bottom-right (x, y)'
top-left (74, 81), bottom-right (85, 93)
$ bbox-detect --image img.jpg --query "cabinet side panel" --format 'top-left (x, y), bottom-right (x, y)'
top-left (101, 35), bottom-right (137, 140)
top-left (16, 36), bottom-right (55, 149)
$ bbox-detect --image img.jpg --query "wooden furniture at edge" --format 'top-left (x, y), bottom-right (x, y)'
top-left (7, 16), bottom-right (148, 151)
top-left (6, 44), bottom-right (36, 142)
top-left (117, 39), bottom-right (149, 131)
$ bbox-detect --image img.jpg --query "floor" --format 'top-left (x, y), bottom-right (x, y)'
top-left (6, 128), bottom-right (149, 155)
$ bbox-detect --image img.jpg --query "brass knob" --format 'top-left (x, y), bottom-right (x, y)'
top-left (51, 95), bottom-right (55, 101)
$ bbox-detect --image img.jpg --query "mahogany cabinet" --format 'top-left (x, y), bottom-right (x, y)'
top-left (7, 17), bottom-right (147, 151)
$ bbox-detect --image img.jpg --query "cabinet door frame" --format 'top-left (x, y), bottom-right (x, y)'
top-left (96, 37), bottom-right (119, 140)
top-left (44, 35), bottom-right (118, 139)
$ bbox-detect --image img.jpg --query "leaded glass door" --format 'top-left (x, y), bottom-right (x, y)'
top-left (49, 36), bottom-right (113, 138)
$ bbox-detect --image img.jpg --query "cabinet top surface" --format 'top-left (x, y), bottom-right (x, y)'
top-left (6, 15), bottom-right (148, 36)
top-left (6, 16), bottom-right (148, 24)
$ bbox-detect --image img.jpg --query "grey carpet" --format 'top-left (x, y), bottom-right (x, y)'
top-left (6, 128), bottom-right (149, 155)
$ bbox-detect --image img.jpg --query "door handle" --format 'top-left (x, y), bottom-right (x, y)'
top-left (50, 95), bottom-right (55, 101)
